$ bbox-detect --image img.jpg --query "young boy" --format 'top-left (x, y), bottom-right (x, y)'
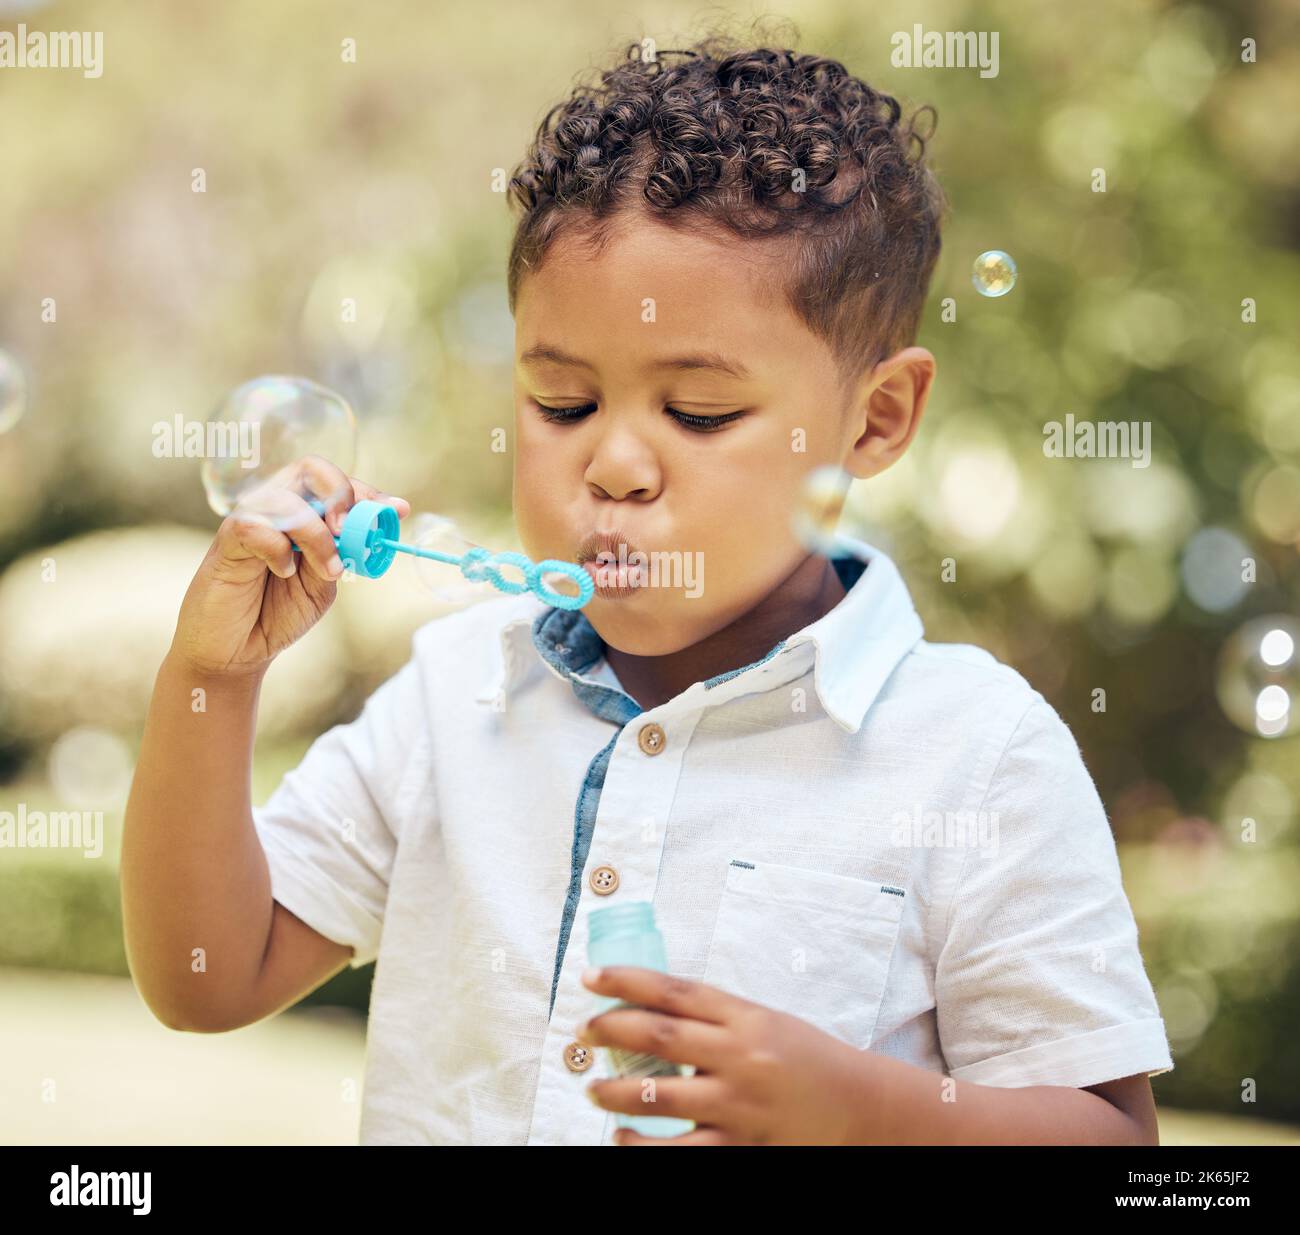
top-left (122, 37), bottom-right (1173, 1146)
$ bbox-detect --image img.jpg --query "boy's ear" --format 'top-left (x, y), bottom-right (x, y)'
top-left (843, 346), bottom-right (936, 479)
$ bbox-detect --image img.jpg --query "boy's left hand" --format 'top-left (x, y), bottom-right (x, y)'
top-left (577, 965), bottom-right (875, 1145)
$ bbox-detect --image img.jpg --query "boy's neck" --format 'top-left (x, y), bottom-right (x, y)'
top-left (604, 554), bottom-right (849, 713)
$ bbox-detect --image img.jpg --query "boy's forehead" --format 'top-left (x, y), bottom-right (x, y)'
top-left (515, 219), bottom-right (802, 369)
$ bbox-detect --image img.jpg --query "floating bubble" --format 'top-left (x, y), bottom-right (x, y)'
top-left (48, 726), bottom-right (134, 808)
top-left (200, 376), bottom-right (358, 531)
top-left (1216, 614), bottom-right (1300, 738)
top-left (406, 512), bottom-right (494, 604)
top-left (0, 348), bottom-right (28, 435)
top-left (793, 465), bottom-right (853, 555)
top-left (972, 250), bottom-right (1017, 298)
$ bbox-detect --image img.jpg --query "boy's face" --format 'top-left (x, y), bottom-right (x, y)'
top-left (511, 213), bottom-right (923, 657)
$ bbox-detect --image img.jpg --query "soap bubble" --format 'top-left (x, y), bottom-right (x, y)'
top-left (200, 376), bottom-right (358, 531)
top-left (0, 348), bottom-right (28, 435)
top-left (407, 512), bottom-right (494, 604)
top-left (793, 465), bottom-right (853, 555)
top-left (1216, 614), bottom-right (1300, 738)
top-left (406, 514), bottom-right (588, 606)
top-left (972, 250), bottom-right (1017, 298)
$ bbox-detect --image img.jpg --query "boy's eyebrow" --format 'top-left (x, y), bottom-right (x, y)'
top-left (518, 344), bottom-right (753, 381)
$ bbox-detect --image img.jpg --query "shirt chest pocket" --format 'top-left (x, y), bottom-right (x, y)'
top-left (701, 859), bottom-right (907, 1051)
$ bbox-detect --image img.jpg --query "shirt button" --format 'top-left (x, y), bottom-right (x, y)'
top-left (564, 1041), bottom-right (595, 1072)
top-left (589, 864), bottom-right (620, 895)
top-left (637, 722), bottom-right (666, 755)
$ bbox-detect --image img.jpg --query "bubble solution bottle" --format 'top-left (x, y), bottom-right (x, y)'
top-left (586, 901), bottom-right (696, 1139)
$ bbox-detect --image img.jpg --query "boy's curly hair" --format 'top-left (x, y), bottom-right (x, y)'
top-left (506, 30), bottom-right (947, 396)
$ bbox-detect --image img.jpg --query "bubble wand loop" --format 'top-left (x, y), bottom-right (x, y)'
top-left (290, 499), bottom-right (594, 611)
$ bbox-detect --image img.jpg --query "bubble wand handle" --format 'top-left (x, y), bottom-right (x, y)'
top-left (287, 499), bottom-right (594, 610)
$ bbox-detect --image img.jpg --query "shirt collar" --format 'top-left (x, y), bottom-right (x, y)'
top-left (474, 531), bottom-right (924, 734)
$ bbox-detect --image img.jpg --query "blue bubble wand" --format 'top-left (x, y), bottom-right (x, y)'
top-left (290, 499), bottom-right (594, 611)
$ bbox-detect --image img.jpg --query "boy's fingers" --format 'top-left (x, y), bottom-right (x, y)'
top-left (295, 454), bottom-right (358, 534)
top-left (220, 513), bottom-right (297, 579)
top-left (349, 476), bottom-right (411, 518)
top-left (221, 458), bottom-right (404, 581)
top-left (236, 486), bottom-right (340, 580)
top-left (239, 459), bottom-right (345, 578)
top-left (286, 497), bottom-right (343, 580)
top-left (263, 543), bottom-right (298, 578)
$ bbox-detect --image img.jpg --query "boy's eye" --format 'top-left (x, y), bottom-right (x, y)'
top-left (533, 402), bottom-right (745, 433)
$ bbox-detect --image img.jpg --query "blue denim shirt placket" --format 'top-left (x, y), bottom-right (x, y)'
top-left (532, 605), bottom-right (642, 1019)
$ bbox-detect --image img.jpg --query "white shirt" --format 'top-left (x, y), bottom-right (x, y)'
top-left (252, 532), bottom-right (1174, 1145)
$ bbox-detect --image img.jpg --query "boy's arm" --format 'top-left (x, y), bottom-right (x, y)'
top-left (576, 965), bottom-right (1160, 1145)
top-left (842, 1055), bottom-right (1157, 1145)
top-left (1086, 1074), bottom-right (1160, 1142)
top-left (122, 651), bottom-right (352, 1032)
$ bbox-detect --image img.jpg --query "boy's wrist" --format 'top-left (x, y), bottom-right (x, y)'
top-left (162, 644), bottom-right (269, 694)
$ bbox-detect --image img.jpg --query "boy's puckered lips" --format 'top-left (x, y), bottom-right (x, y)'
top-left (575, 529), bottom-right (643, 566)
top-left (574, 529), bottom-right (650, 594)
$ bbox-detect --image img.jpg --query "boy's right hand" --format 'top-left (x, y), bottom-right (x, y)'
top-left (172, 455), bottom-right (411, 678)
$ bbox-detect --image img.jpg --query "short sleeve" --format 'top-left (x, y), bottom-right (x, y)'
top-left (252, 652), bottom-right (429, 970)
top-left (935, 697), bottom-right (1174, 1089)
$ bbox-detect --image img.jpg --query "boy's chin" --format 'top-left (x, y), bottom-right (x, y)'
top-left (585, 602), bottom-right (711, 657)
